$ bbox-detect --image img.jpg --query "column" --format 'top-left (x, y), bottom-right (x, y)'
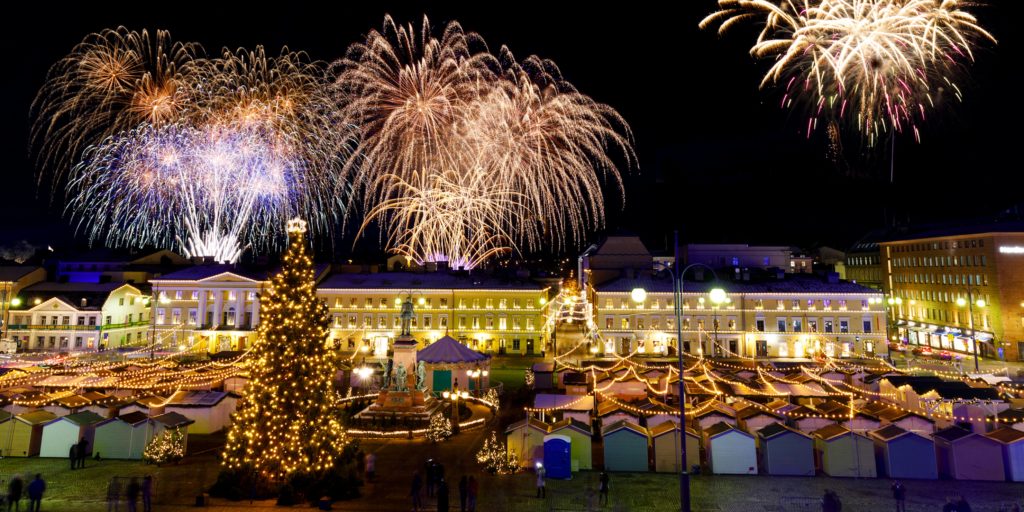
top-left (213, 291), bottom-right (224, 328)
top-left (251, 291), bottom-right (260, 328)
top-left (197, 289), bottom-right (207, 328)
top-left (234, 290), bottom-right (244, 329)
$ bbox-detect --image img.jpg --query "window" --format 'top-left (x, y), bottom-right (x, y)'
top-left (348, 315), bottom-right (357, 328)
top-left (792, 319), bottom-right (802, 332)
top-left (378, 316), bottom-right (387, 328)
top-left (439, 316), bottom-right (448, 328)
top-left (88, 316), bottom-right (96, 326)
top-left (727, 318), bottom-right (736, 329)
top-left (365, 298), bottom-right (373, 308)
top-left (105, 316), bottom-right (112, 325)
top-left (839, 320), bottom-right (849, 333)
top-left (808, 319), bottom-right (818, 332)
top-left (824, 320), bottom-right (834, 333)
top-left (77, 316), bottom-right (85, 326)
top-left (379, 298), bottom-right (387, 309)
top-left (472, 317), bottom-right (480, 329)
top-left (498, 317), bottom-right (506, 330)
top-left (777, 319), bottom-right (786, 332)
top-left (606, 317), bottom-right (614, 329)
top-left (499, 298), bottom-right (507, 309)
top-left (75, 337), bottom-right (83, 348)
top-left (191, 291), bottom-right (199, 300)
top-left (621, 318), bottom-right (630, 329)
top-left (129, 297), bottom-right (135, 306)
top-left (731, 257), bottom-right (740, 266)
top-left (512, 317), bottom-right (522, 330)
top-left (486, 299), bottom-right (494, 309)
top-left (157, 309), bottom-right (166, 325)
top-left (756, 319), bottom-right (765, 332)
top-left (188, 309), bottom-right (197, 325)
top-left (119, 298), bottom-right (125, 306)
top-left (350, 298), bottom-right (357, 308)
top-left (486, 317), bottom-right (494, 329)
top-left (458, 316), bottom-right (467, 329)
top-left (512, 339), bottom-right (521, 351)
top-left (526, 318), bottom-right (535, 330)
top-left (862, 320), bottom-right (872, 333)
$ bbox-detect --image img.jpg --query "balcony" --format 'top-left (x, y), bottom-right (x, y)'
top-left (7, 324), bottom-right (101, 332)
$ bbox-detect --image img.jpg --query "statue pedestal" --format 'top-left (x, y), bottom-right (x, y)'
top-left (393, 336), bottom-right (417, 373)
top-left (356, 389), bottom-right (439, 424)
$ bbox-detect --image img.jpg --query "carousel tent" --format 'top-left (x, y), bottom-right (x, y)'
top-left (417, 336), bottom-right (490, 394)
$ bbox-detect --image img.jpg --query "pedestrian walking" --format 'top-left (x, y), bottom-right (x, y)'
top-left (943, 497), bottom-right (957, 512)
top-left (437, 479), bottom-right (449, 512)
top-left (26, 475), bottom-right (44, 512)
top-left (458, 476), bottom-right (467, 512)
top-left (125, 478), bottom-right (140, 512)
top-left (535, 463), bottom-right (546, 499)
top-left (599, 471), bottom-right (609, 505)
top-left (364, 452), bottom-right (376, 482)
top-left (821, 489), bottom-right (841, 512)
top-left (141, 476), bottom-right (152, 512)
top-left (467, 476), bottom-right (478, 512)
top-left (410, 471), bottom-right (423, 512)
top-left (7, 476), bottom-right (23, 512)
top-left (68, 445), bottom-right (77, 470)
top-left (76, 437), bottom-right (89, 469)
top-left (106, 479), bottom-right (122, 512)
top-left (890, 481), bottom-right (906, 512)
top-left (425, 460), bottom-right (436, 498)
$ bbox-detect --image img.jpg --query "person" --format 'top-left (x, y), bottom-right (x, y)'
top-left (425, 460), bottom-right (436, 498)
top-left (821, 489), bottom-right (841, 512)
top-left (76, 437), bottom-right (89, 469)
top-left (106, 479), bottom-right (122, 512)
top-left (956, 496), bottom-right (972, 512)
top-left (68, 444), bottom-right (77, 470)
top-left (26, 475), bottom-right (44, 512)
top-left (458, 476), bottom-right (468, 512)
top-left (125, 477), bottom-right (140, 512)
top-left (410, 471), bottom-right (423, 512)
top-left (890, 481), bottom-right (906, 512)
top-left (599, 471), bottom-right (609, 505)
top-left (942, 497), bottom-right (957, 512)
top-left (467, 476), bottom-right (478, 512)
top-left (535, 463), bottom-right (546, 499)
top-left (7, 476), bottom-right (23, 512)
top-left (437, 478), bottom-right (449, 512)
top-left (364, 452), bottom-right (376, 482)
top-left (141, 476), bottom-right (152, 512)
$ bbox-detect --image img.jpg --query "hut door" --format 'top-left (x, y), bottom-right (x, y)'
top-left (432, 370), bottom-right (452, 393)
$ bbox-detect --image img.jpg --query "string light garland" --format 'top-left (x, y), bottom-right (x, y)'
top-left (221, 218), bottom-right (348, 481)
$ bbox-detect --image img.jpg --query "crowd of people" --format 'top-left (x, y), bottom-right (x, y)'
top-left (404, 458), bottom-right (479, 512)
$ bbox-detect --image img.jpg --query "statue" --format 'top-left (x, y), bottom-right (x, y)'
top-left (406, 363), bottom-right (417, 392)
top-left (395, 363), bottom-right (408, 391)
top-left (383, 358), bottom-right (393, 389)
top-left (400, 296), bottom-right (415, 336)
top-left (416, 361), bottom-right (427, 391)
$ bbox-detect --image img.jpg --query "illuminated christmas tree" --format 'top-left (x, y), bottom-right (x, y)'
top-left (476, 431), bottom-right (519, 474)
top-left (425, 413), bottom-right (452, 443)
top-left (221, 218), bottom-right (347, 481)
top-left (143, 427), bottom-right (185, 465)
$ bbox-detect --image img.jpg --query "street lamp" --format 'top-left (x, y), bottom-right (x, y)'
top-left (469, 367), bottom-right (489, 396)
top-left (442, 380), bottom-right (469, 434)
top-left (708, 289), bottom-right (727, 356)
top-left (956, 289), bottom-right (987, 372)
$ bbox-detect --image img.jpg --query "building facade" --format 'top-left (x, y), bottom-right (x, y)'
top-left (881, 229), bottom-right (1024, 361)
top-left (148, 265), bottom-right (274, 353)
top-left (846, 231), bottom-right (886, 291)
top-left (593, 274), bottom-right (886, 359)
top-left (7, 283), bottom-right (150, 351)
top-left (1, 266), bottom-right (47, 349)
top-left (317, 272), bottom-right (551, 356)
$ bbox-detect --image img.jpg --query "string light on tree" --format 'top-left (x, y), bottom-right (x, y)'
top-left (143, 427), bottom-right (185, 465)
top-left (221, 218), bottom-right (348, 482)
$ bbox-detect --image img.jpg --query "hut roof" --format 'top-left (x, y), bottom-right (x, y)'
top-left (984, 428), bottom-right (1024, 445)
top-left (758, 422), bottom-right (808, 440)
top-left (151, 412), bottom-right (194, 428)
top-left (117, 411), bottom-right (150, 426)
top-left (933, 426), bottom-right (973, 443)
top-left (602, 420), bottom-right (647, 437)
top-left (549, 418), bottom-right (593, 436)
top-left (60, 411), bottom-right (105, 426)
top-left (505, 417), bottom-right (549, 434)
top-left (16, 410), bottom-right (58, 425)
top-left (812, 424), bottom-right (852, 441)
top-left (705, 421), bottom-right (750, 439)
top-left (417, 336), bottom-right (489, 364)
top-left (868, 424), bottom-right (910, 442)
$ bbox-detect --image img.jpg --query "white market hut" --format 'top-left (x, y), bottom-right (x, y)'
top-left (704, 422), bottom-right (757, 475)
top-left (116, 395), bottom-right (167, 417)
top-left (548, 418), bottom-right (593, 471)
top-left (39, 411), bottom-right (105, 458)
top-left (651, 421), bottom-right (701, 473)
top-left (597, 401), bottom-right (639, 428)
top-left (163, 391), bottom-right (236, 434)
top-left (693, 400), bottom-right (737, 431)
top-left (223, 375), bottom-right (249, 393)
top-left (789, 405), bottom-right (837, 434)
top-left (93, 412), bottom-right (150, 460)
top-left (985, 428), bottom-right (1024, 482)
top-left (868, 425), bottom-right (938, 480)
top-left (812, 424), bottom-right (876, 478)
top-left (933, 426), bottom-right (1004, 481)
top-left (602, 421), bottom-right (649, 472)
top-left (876, 408), bottom-right (936, 435)
top-left (758, 423), bottom-right (815, 476)
top-left (417, 336), bottom-right (491, 394)
top-left (1, 410), bottom-right (57, 457)
top-left (736, 406), bottom-right (783, 435)
top-left (505, 417), bottom-right (548, 468)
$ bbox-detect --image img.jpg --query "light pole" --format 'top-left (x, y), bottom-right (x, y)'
top-left (442, 380), bottom-right (468, 434)
top-left (469, 367), bottom-right (488, 396)
top-left (956, 288), bottom-right (987, 372)
top-left (630, 231), bottom-right (724, 512)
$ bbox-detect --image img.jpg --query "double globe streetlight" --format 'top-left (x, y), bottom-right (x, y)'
top-left (955, 291), bottom-right (987, 372)
top-left (630, 263), bottom-right (725, 512)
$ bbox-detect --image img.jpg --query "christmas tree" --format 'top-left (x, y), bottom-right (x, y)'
top-left (143, 427), bottom-right (185, 465)
top-left (425, 413), bottom-right (452, 443)
top-left (221, 218), bottom-right (347, 481)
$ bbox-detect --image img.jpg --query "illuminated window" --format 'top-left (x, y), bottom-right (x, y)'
top-left (439, 316), bottom-right (448, 328)
top-left (526, 318), bottom-right (534, 330)
top-left (498, 317), bottom-right (506, 330)
top-left (499, 298), bottom-right (508, 309)
top-left (777, 319), bottom-right (786, 332)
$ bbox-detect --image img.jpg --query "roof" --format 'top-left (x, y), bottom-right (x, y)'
top-left (595, 272), bottom-right (880, 295)
top-left (758, 422), bottom-right (806, 440)
top-left (933, 426), bottom-right (973, 443)
top-left (812, 424), bottom-right (852, 441)
top-left (549, 418), bottom-right (593, 436)
top-left (985, 428), bottom-right (1024, 444)
top-left (737, 407), bottom-right (782, 421)
top-left (878, 220), bottom-right (1024, 243)
top-left (705, 421), bottom-right (750, 439)
top-left (869, 425), bottom-right (911, 442)
top-left (562, 372), bottom-right (587, 386)
top-left (533, 394), bottom-right (594, 411)
top-left (505, 417), bottom-right (549, 434)
top-left (166, 390), bottom-right (229, 407)
top-left (117, 411), bottom-right (150, 426)
top-left (318, 271), bottom-right (546, 291)
top-left (16, 410), bottom-right (58, 425)
top-left (0, 266), bottom-right (42, 282)
top-left (532, 362), bottom-right (555, 373)
top-left (151, 264), bottom-right (271, 282)
top-left (883, 376), bottom-right (1003, 400)
top-left (151, 412), bottom-right (194, 428)
top-left (58, 411), bottom-right (106, 426)
top-left (602, 420), bottom-right (648, 437)
top-left (417, 336), bottom-right (490, 364)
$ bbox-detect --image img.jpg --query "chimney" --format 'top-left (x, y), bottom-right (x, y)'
top-left (425, 261), bottom-right (438, 273)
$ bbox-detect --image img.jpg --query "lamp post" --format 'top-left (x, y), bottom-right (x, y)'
top-left (469, 367), bottom-right (489, 397)
top-left (442, 380), bottom-right (468, 434)
top-left (629, 231), bottom-right (724, 512)
top-left (354, 357), bottom-right (375, 394)
top-left (956, 287), bottom-right (987, 372)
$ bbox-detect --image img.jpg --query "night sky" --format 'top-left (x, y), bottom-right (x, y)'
top-left (3, 1), bottom-right (1022, 261)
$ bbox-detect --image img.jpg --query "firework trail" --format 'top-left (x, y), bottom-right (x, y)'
top-left (700, 0), bottom-right (995, 143)
top-left (334, 16), bottom-right (634, 268)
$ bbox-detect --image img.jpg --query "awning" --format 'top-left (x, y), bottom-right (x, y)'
top-left (975, 333), bottom-right (994, 342)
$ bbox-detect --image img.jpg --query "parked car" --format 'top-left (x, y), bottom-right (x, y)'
top-left (937, 350), bottom-right (953, 360)
top-left (911, 346), bottom-right (933, 356)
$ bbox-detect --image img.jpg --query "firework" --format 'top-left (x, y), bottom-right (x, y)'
top-left (36, 30), bottom-right (347, 262)
top-left (700, 0), bottom-right (995, 143)
top-left (335, 16), bottom-right (633, 267)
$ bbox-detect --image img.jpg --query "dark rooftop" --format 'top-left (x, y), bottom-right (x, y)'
top-left (596, 272), bottom-right (880, 294)
top-left (318, 271), bottom-right (546, 291)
